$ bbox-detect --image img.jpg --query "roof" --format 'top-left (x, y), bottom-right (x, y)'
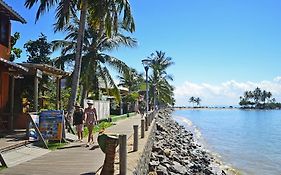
top-left (0, 57), bottom-right (28, 72)
top-left (20, 63), bottom-right (71, 77)
top-left (0, 0), bottom-right (26, 23)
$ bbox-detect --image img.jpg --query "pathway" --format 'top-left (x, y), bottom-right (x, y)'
top-left (0, 114), bottom-right (142, 175)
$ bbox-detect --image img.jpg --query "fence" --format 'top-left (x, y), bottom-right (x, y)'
top-left (84, 100), bottom-right (110, 121)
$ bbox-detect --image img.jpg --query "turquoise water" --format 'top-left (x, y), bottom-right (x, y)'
top-left (173, 109), bottom-right (281, 175)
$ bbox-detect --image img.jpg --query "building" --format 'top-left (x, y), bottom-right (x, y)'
top-left (0, 0), bottom-right (26, 131)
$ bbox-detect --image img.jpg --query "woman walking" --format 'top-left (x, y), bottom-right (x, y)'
top-left (73, 104), bottom-right (84, 142)
top-left (84, 100), bottom-right (98, 147)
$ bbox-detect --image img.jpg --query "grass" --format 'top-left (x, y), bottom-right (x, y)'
top-left (33, 141), bottom-right (68, 150)
top-left (110, 112), bottom-right (136, 122)
top-left (83, 121), bottom-right (113, 137)
top-left (0, 166), bottom-right (6, 171)
top-left (82, 112), bottom-right (136, 136)
top-left (47, 142), bottom-right (68, 150)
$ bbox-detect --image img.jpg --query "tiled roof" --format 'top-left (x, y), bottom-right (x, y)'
top-left (0, 0), bottom-right (26, 23)
top-left (0, 57), bottom-right (29, 72)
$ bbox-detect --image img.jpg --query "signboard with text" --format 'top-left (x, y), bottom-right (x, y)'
top-left (39, 110), bottom-right (64, 141)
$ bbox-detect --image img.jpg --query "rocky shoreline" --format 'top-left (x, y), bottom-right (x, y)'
top-left (148, 109), bottom-right (228, 175)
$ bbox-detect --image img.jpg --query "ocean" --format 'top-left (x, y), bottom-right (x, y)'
top-left (173, 109), bottom-right (281, 175)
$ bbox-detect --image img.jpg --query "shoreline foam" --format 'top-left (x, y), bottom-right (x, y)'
top-left (148, 109), bottom-right (229, 175)
top-left (173, 115), bottom-right (241, 175)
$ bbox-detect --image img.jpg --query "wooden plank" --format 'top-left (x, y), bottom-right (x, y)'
top-left (0, 153), bottom-right (7, 167)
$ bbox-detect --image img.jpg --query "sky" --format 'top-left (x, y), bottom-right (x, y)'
top-left (5, 0), bottom-right (281, 106)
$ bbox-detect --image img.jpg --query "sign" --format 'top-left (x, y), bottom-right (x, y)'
top-left (36, 69), bottom-right (42, 78)
top-left (39, 110), bottom-right (64, 141)
top-left (29, 114), bottom-right (39, 141)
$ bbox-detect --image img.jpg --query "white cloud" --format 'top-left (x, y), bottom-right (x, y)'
top-left (174, 77), bottom-right (281, 106)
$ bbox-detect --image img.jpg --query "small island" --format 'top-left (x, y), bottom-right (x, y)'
top-left (239, 87), bottom-right (281, 109)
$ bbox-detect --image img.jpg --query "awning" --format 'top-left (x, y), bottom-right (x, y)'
top-left (0, 0), bottom-right (26, 23)
top-left (20, 63), bottom-right (71, 78)
top-left (0, 57), bottom-right (28, 72)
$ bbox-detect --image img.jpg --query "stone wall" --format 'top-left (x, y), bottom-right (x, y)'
top-left (132, 113), bottom-right (157, 175)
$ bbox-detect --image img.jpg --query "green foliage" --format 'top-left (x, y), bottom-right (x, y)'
top-left (239, 87), bottom-right (279, 109)
top-left (53, 16), bottom-right (137, 104)
top-left (0, 166), bottom-right (6, 171)
top-left (24, 33), bottom-right (52, 64)
top-left (10, 32), bottom-right (22, 62)
top-left (147, 51), bottom-right (175, 107)
top-left (189, 96), bottom-right (201, 107)
top-left (110, 112), bottom-right (136, 122)
top-left (47, 142), bottom-right (67, 150)
top-left (83, 121), bottom-right (113, 137)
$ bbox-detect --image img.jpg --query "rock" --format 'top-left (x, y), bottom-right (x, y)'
top-left (171, 161), bottom-right (187, 174)
top-left (164, 149), bottom-right (172, 157)
top-left (148, 110), bottom-right (224, 175)
top-left (156, 164), bottom-right (168, 175)
top-left (150, 160), bottom-right (160, 166)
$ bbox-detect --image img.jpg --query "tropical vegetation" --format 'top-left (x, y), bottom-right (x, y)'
top-left (12, 1), bottom-right (176, 115)
top-left (52, 16), bottom-right (137, 106)
top-left (239, 87), bottom-right (281, 109)
top-left (189, 96), bottom-right (202, 107)
top-left (24, 0), bottom-right (136, 115)
top-left (148, 51), bottom-right (175, 108)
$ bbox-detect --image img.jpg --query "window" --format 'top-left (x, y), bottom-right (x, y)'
top-left (0, 17), bottom-right (9, 47)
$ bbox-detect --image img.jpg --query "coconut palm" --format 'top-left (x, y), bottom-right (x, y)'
top-left (117, 68), bottom-right (145, 112)
top-left (189, 96), bottom-right (195, 107)
top-left (25, 0), bottom-right (135, 114)
top-left (148, 51), bottom-right (174, 108)
top-left (52, 17), bottom-right (137, 105)
top-left (194, 97), bottom-right (201, 107)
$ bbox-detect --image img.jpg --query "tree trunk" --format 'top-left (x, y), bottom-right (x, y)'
top-left (67, 1), bottom-right (87, 116)
top-left (80, 85), bottom-right (88, 108)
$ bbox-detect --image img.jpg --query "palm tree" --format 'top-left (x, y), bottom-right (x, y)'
top-left (25, 0), bottom-right (135, 115)
top-left (194, 97), bottom-right (201, 107)
top-left (52, 17), bottom-right (137, 106)
top-left (148, 51), bottom-right (174, 108)
top-left (117, 68), bottom-right (145, 112)
top-left (253, 87), bottom-right (262, 105)
top-left (189, 96), bottom-right (195, 107)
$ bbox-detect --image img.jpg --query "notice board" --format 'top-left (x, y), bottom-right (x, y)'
top-left (39, 110), bottom-right (64, 141)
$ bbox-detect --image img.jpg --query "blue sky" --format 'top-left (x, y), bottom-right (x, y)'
top-left (6, 0), bottom-right (281, 106)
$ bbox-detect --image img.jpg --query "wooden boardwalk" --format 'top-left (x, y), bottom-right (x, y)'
top-left (0, 114), bottom-right (142, 175)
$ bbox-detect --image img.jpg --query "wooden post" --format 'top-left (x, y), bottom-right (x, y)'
top-left (133, 125), bottom-right (138, 151)
top-left (56, 77), bottom-right (61, 110)
top-left (145, 116), bottom-right (148, 131)
top-left (34, 76), bottom-right (39, 112)
top-left (141, 119), bottom-right (145, 138)
top-left (119, 134), bottom-right (127, 175)
top-left (148, 113), bottom-right (151, 126)
top-left (9, 76), bottom-right (15, 131)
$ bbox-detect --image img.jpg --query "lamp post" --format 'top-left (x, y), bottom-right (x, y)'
top-left (142, 59), bottom-right (151, 118)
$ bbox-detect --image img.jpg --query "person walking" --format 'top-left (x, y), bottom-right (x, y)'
top-left (84, 100), bottom-right (98, 147)
top-left (73, 104), bottom-right (84, 142)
